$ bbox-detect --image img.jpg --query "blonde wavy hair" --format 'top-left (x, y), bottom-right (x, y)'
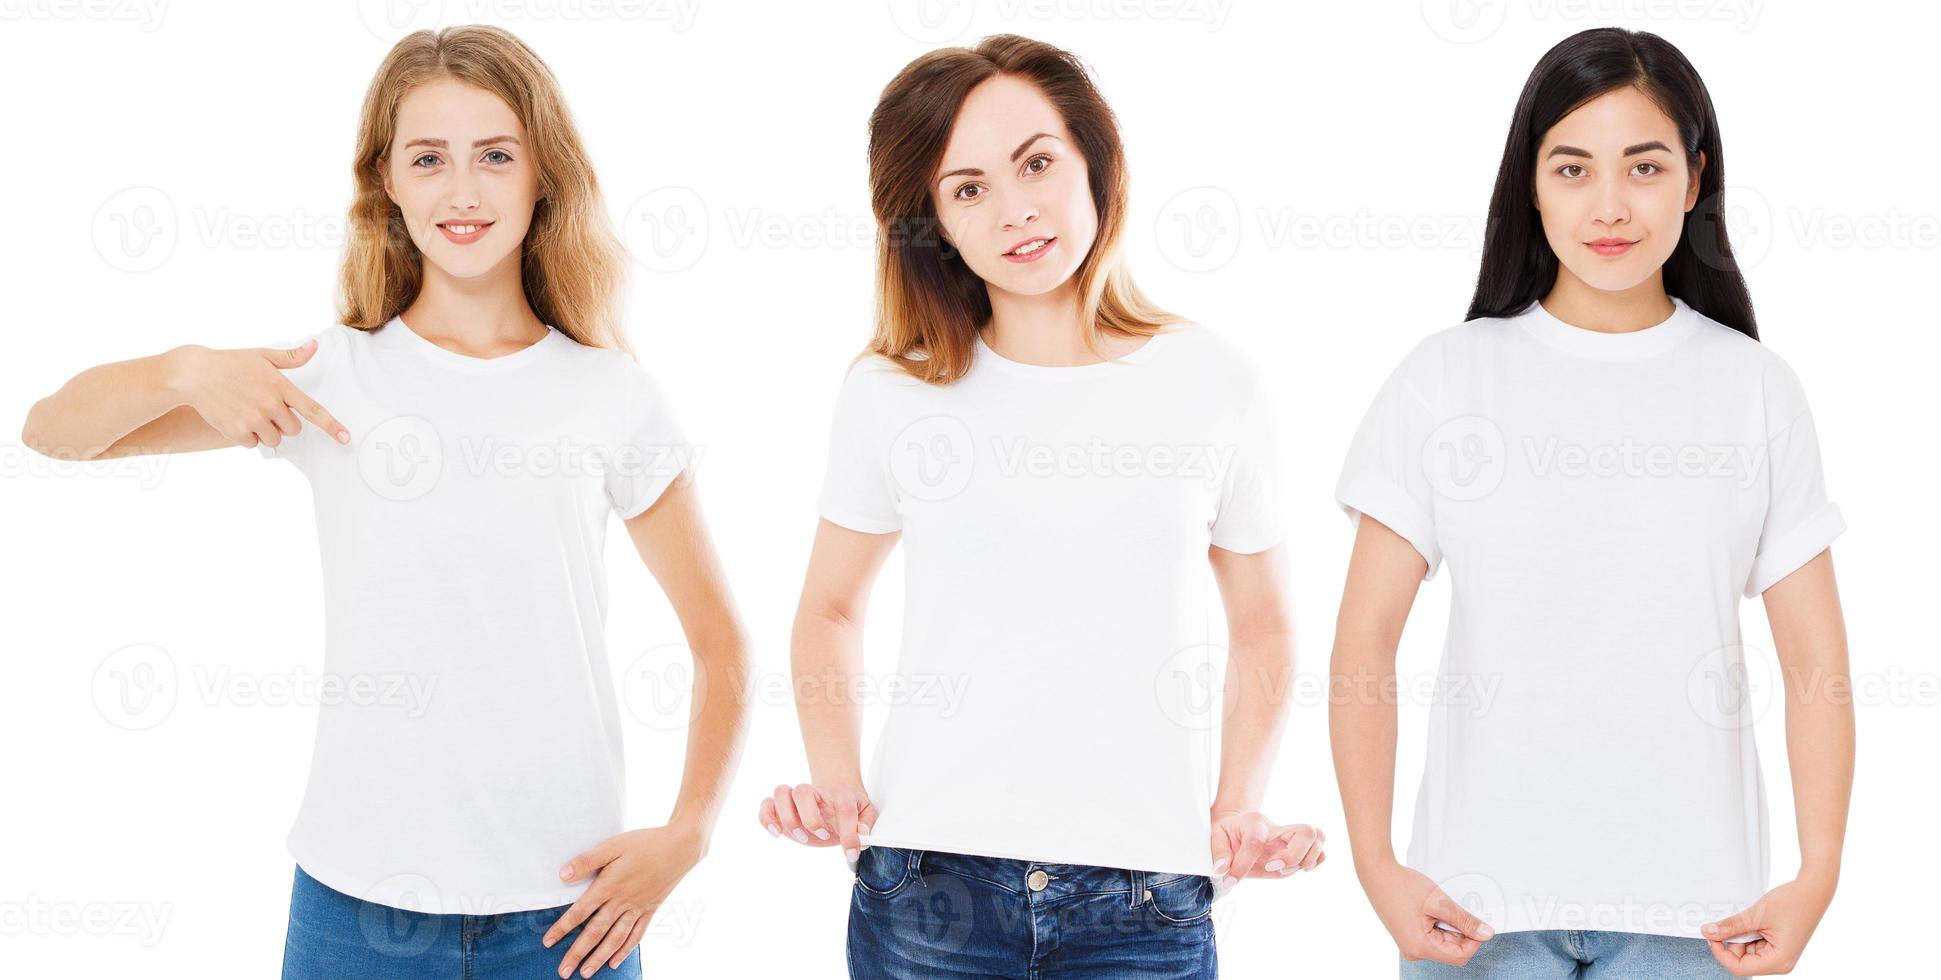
top-left (865, 34), bottom-right (1180, 384)
top-left (340, 25), bottom-right (630, 353)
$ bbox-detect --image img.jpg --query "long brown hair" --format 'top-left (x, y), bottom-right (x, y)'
top-left (866, 34), bottom-right (1178, 384)
top-left (340, 25), bottom-right (631, 353)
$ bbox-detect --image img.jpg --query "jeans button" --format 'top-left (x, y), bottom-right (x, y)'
top-left (1026, 870), bottom-right (1049, 892)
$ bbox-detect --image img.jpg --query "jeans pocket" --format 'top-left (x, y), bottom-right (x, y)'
top-left (853, 845), bottom-right (916, 899)
top-left (1142, 873), bottom-right (1214, 926)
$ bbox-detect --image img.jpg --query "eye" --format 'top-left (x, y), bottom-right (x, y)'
top-left (952, 182), bottom-right (984, 202)
top-left (483, 149), bottom-right (513, 165)
top-left (1557, 164), bottom-right (1586, 179)
top-left (1632, 161), bottom-right (1660, 177)
top-left (1022, 153), bottom-right (1052, 176)
top-left (411, 153), bottom-right (442, 168)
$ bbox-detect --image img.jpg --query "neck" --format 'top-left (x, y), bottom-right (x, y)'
top-left (1539, 267), bottom-right (1676, 334)
top-left (982, 278), bottom-right (1100, 366)
top-left (398, 249), bottom-right (547, 352)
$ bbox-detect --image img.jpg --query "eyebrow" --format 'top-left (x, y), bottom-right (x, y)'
top-left (1545, 140), bottom-right (1673, 159)
top-left (402, 135), bottom-right (523, 151)
top-left (936, 132), bottom-right (1057, 185)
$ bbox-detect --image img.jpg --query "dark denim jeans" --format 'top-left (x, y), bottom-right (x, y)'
top-left (281, 865), bottom-right (642, 979)
top-left (847, 845), bottom-right (1218, 979)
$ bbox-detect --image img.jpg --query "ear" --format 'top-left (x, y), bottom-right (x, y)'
top-left (1684, 150), bottom-right (1707, 212)
top-left (379, 157), bottom-right (396, 206)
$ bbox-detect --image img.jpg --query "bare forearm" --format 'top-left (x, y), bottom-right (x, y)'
top-left (23, 346), bottom-right (188, 458)
top-left (1212, 628), bottom-right (1294, 814)
top-left (1783, 686), bottom-right (1852, 886)
top-left (666, 621), bottom-right (753, 846)
top-left (793, 611), bottom-right (867, 786)
top-left (1331, 626), bottom-right (1402, 872)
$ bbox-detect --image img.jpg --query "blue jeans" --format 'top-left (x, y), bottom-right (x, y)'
top-left (281, 865), bottom-right (642, 979)
top-left (1399, 929), bottom-right (1729, 978)
top-left (847, 845), bottom-right (1218, 978)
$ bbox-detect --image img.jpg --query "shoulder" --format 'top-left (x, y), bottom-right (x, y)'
top-left (1147, 321), bottom-right (1265, 390)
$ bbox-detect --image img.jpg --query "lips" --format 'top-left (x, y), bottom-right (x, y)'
top-left (437, 220), bottom-right (494, 245)
top-left (1585, 237), bottom-right (1637, 257)
top-left (1002, 235), bottom-right (1056, 263)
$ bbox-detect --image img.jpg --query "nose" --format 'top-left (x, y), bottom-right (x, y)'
top-left (1001, 194), bottom-right (1039, 231)
top-left (445, 168), bottom-right (480, 213)
top-left (1590, 175), bottom-right (1629, 228)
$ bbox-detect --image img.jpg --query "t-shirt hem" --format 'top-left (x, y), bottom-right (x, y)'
top-left (857, 832), bottom-right (1212, 879)
top-left (1336, 473), bottom-right (1441, 580)
top-left (1743, 502), bottom-right (1845, 597)
top-left (818, 507), bottom-right (901, 535)
top-left (288, 842), bottom-right (586, 915)
top-left (1209, 525), bottom-right (1288, 555)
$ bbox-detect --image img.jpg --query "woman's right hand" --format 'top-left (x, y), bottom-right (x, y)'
top-left (168, 339), bottom-right (347, 449)
top-left (758, 782), bottom-right (878, 867)
top-left (1360, 858), bottom-right (1495, 966)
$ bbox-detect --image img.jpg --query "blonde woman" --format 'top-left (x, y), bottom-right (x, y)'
top-left (21, 26), bottom-right (749, 979)
top-left (757, 36), bottom-right (1324, 978)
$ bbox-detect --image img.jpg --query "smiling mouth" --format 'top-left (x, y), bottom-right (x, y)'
top-left (1004, 236), bottom-right (1056, 258)
top-left (437, 220), bottom-right (494, 243)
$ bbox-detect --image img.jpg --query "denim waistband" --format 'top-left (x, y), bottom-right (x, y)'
top-left (882, 847), bottom-right (1199, 907)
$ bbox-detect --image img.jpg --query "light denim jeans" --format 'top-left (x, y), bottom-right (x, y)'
top-left (1399, 928), bottom-right (1730, 978)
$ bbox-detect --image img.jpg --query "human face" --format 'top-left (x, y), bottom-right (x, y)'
top-left (931, 74), bottom-right (1098, 299)
top-left (1533, 85), bottom-right (1704, 294)
top-left (380, 79), bottom-right (539, 281)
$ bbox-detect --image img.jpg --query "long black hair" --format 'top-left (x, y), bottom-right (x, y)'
top-left (1467, 28), bottom-right (1757, 340)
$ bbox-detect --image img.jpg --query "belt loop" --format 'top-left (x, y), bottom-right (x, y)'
top-left (1129, 868), bottom-right (1146, 908)
top-left (911, 848), bottom-right (926, 885)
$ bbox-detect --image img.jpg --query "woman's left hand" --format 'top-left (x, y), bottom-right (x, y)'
top-left (1701, 876), bottom-right (1836, 976)
top-left (544, 824), bottom-right (706, 978)
top-left (1209, 809), bottom-right (1326, 887)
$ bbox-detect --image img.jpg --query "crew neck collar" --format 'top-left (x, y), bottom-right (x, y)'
top-left (1515, 295), bottom-right (1700, 361)
top-left (381, 315), bottom-right (563, 372)
top-left (973, 326), bottom-right (1173, 379)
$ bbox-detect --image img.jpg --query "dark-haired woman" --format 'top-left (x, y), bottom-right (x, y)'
top-left (754, 35), bottom-right (1324, 978)
top-left (1329, 28), bottom-right (1851, 979)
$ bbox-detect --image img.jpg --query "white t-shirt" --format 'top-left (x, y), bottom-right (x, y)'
top-left (820, 323), bottom-right (1285, 877)
top-left (1335, 296), bottom-right (1844, 938)
top-left (258, 317), bottom-right (692, 913)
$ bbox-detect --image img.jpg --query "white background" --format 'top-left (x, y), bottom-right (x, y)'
top-left (1, 0), bottom-right (1934, 975)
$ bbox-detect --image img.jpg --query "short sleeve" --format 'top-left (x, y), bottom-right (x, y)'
top-left (815, 361), bottom-right (901, 534)
top-left (1334, 350), bottom-right (1444, 579)
top-left (256, 326), bottom-right (342, 467)
top-left (606, 361), bottom-right (694, 521)
top-left (1208, 378), bottom-right (1287, 554)
top-left (1743, 361), bottom-right (1844, 596)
